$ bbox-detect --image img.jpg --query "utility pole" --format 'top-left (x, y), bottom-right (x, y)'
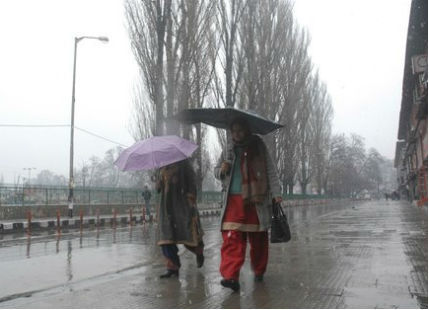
top-left (68, 35), bottom-right (108, 218)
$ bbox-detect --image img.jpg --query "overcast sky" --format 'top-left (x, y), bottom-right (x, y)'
top-left (0, 0), bottom-right (411, 184)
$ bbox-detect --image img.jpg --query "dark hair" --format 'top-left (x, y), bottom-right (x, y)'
top-left (229, 117), bottom-right (250, 133)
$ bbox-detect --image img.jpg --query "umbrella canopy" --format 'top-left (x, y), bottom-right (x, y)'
top-left (172, 107), bottom-right (283, 135)
top-left (114, 135), bottom-right (198, 171)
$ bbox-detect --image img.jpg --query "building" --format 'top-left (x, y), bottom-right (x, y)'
top-left (394, 0), bottom-right (428, 206)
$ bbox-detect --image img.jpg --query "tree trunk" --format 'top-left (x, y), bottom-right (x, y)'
top-left (196, 124), bottom-right (203, 202)
top-left (154, 0), bottom-right (171, 136)
top-left (316, 166), bottom-right (322, 195)
top-left (165, 10), bottom-right (178, 135)
top-left (288, 183), bottom-right (294, 195)
top-left (300, 182), bottom-right (307, 195)
top-left (282, 179), bottom-right (288, 196)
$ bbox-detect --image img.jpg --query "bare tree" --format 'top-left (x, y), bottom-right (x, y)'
top-left (75, 147), bottom-right (145, 188)
top-left (172, 0), bottom-right (216, 196)
top-left (126, 0), bottom-right (172, 136)
top-left (325, 134), bottom-right (378, 198)
top-left (240, 0), bottom-right (295, 153)
top-left (126, 0), bottom-right (336, 198)
top-left (203, 0), bottom-right (248, 160)
top-left (213, 0), bottom-right (247, 110)
top-left (34, 170), bottom-right (67, 186)
top-left (177, 0), bottom-right (217, 198)
top-left (297, 73), bottom-right (315, 194)
top-left (309, 75), bottom-right (333, 194)
top-left (326, 134), bottom-right (348, 196)
top-left (277, 26), bottom-right (312, 194)
top-left (362, 148), bottom-right (383, 196)
top-left (230, 0), bottom-right (316, 195)
top-left (129, 84), bottom-right (155, 140)
top-left (126, 0), bottom-right (216, 197)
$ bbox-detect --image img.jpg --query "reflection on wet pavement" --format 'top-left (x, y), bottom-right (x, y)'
top-left (0, 201), bottom-right (426, 308)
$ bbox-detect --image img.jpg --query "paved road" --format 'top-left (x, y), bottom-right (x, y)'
top-left (0, 200), bottom-right (427, 308)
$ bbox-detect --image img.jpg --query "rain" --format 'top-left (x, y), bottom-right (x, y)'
top-left (0, 0), bottom-right (427, 308)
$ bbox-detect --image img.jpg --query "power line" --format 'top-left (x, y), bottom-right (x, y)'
top-left (0, 123), bottom-right (129, 147)
top-left (0, 124), bottom-right (69, 127)
top-left (74, 126), bottom-right (129, 148)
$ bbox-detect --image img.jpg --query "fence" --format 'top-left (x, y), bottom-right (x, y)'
top-left (0, 185), bottom-right (226, 206)
top-left (0, 185), bottom-right (335, 206)
top-left (0, 185), bottom-right (342, 221)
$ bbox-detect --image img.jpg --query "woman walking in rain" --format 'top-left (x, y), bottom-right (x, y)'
top-left (155, 158), bottom-right (205, 278)
top-left (214, 118), bottom-right (282, 291)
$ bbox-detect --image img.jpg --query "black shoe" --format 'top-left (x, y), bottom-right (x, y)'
top-left (160, 270), bottom-right (179, 279)
top-left (220, 279), bottom-right (240, 292)
top-left (196, 254), bottom-right (204, 268)
top-left (254, 274), bottom-right (264, 282)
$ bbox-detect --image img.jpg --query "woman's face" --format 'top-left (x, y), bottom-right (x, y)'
top-left (231, 123), bottom-right (248, 143)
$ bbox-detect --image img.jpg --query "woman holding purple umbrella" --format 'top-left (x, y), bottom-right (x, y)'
top-left (155, 158), bottom-right (205, 278)
top-left (113, 135), bottom-right (205, 278)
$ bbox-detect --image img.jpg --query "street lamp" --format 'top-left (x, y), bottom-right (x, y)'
top-left (23, 167), bottom-right (36, 185)
top-left (68, 36), bottom-right (108, 217)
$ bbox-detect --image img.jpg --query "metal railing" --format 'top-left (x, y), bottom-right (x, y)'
top-left (0, 185), bottom-right (337, 207)
top-left (0, 185), bottom-right (226, 206)
top-left (0, 186), bottom-right (135, 206)
top-left (282, 194), bottom-right (334, 200)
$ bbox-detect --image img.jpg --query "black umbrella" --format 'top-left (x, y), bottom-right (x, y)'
top-left (172, 107), bottom-right (283, 135)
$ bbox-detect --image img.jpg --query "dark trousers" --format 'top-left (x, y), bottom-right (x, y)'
top-left (161, 242), bottom-right (204, 271)
top-left (144, 201), bottom-right (151, 217)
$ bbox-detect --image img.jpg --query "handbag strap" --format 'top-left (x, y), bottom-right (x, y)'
top-left (272, 200), bottom-right (281, 217)
top-left (277, 203), bottom-right (286, 218)
top-left (272, 200), bottom-right (286, 218)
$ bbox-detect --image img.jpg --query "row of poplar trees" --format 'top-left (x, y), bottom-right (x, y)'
top-left (125, 0), bottom-right (333, 196)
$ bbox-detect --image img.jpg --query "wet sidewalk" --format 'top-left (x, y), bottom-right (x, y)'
top-left (0, 200), bottom-right (427, 308)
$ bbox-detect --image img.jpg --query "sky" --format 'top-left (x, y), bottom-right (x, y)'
top-left (293, 0), bottom-right (411, 154)
top-left (0, 0), bottom-right (411, 184)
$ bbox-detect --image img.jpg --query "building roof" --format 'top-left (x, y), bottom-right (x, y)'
top-left (397, 0), bottom-right (428, 140)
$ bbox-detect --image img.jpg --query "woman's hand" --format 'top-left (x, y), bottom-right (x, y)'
top-left (186, 193), bottom-right (196, 205)
top-left (220, 161), bottom-right (231, 175)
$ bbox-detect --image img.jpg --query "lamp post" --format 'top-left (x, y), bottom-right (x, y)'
top-left (68, 36), bottom-right (108, 217)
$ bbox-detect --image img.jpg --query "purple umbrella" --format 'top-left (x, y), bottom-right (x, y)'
top-left (114, 135), bottom-right (198, 171)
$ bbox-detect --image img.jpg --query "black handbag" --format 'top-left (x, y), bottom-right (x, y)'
top-left (270, 200), bottom-right (291, 243)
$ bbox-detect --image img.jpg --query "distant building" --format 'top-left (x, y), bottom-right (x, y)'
top-left (394, 0), bottom-right (427, 206)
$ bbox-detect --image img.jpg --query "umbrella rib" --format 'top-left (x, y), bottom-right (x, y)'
top-left (164, 140), bottom-right (190, 161)
top-left (114, 135), bottom-right (199, 171)
top-left (176, 148), bottom-right (194, 159)
top-left (151, 137), bottom-right (155, 168)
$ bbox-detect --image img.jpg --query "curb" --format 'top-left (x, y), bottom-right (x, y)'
top-left (0, 209), bottom-right (222, 234)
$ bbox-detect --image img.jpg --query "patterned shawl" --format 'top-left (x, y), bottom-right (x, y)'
top-left (239, 135), bottom-right (268, 205)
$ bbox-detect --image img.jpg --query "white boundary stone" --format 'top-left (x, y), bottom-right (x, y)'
top-left (3, 223), bottom-right (13, 230)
